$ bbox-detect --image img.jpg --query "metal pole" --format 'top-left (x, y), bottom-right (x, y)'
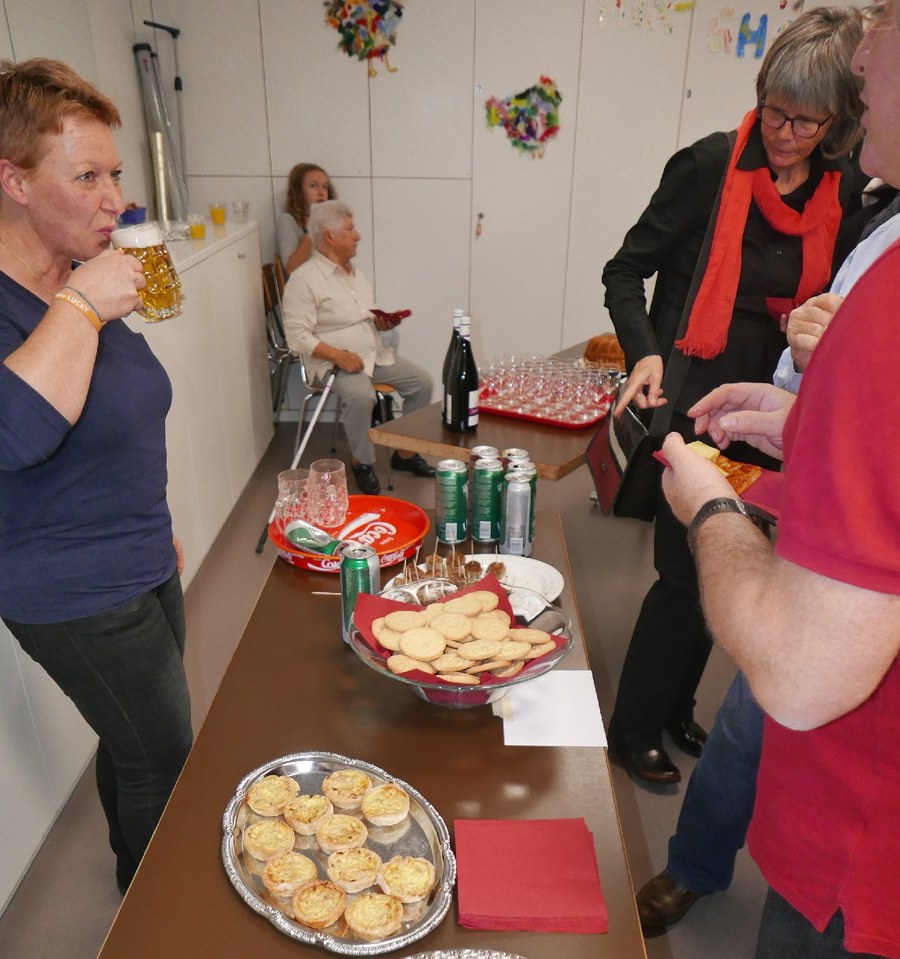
top-left (143, 20), bottom-right (188, 204)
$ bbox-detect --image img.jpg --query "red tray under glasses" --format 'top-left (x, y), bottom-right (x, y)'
top-left (478, 392), bottom-right (611, 430)
top-left (268, 494), bottom-right (430, 573)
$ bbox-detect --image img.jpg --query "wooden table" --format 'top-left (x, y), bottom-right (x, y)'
top-left (370, 343), bottom-right (599, 480)
top-left (98, 513), bottom-right (645, 958)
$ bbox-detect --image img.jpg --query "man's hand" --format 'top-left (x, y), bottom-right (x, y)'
top-left (689, 382), bottom-right (796, 461)
top-left (786, 293), bottom-right (843, 372)
top-left (614, 354), bottom-right (666, 415)
top-left (660, 433), bottom-right (737, 527)
top-left (334, 349), bottom-right (364, 373)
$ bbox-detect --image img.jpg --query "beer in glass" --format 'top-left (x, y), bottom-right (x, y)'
top-left (110, 222), bottom-right (183, 322)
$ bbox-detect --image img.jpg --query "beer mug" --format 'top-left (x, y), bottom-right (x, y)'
top-left (110, 222), bottom-right (183, 322)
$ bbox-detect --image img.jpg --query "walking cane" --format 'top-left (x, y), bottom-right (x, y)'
top-left (255, 367), bottom-right (339, 553)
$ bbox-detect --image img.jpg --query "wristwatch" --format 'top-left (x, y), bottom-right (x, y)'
top-left (687, 497), bottom-right (773, 555)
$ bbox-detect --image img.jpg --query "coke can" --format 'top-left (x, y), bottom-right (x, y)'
top-left (472, 458), bottom-right (504, 544)
top-left (435, 459), bottom-right (469, 545)
top-left (340, 544), bottom-right (380, 645)
top-left (499, 473), bottom-right (533, 557)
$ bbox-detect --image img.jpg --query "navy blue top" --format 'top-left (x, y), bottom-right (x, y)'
top-left (0, 272), bottom-right (175, 623)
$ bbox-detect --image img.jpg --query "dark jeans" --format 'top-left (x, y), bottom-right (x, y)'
top-left (668, 671), bottom-right (763, 893)
top-left (756, 888), bottom-right (886, 959)
top-left (609, 488), bottom-right (712, 750)
top-left (5, 572), bottom-right (193, 889)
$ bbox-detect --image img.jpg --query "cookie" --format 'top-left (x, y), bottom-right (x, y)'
top-left (437, 671), bottom-right (481, 684)
top-left (371, 617), bottom-right (403, 652)
top-left (387, 654), bottom-right (435, 675)
top-left (430, 612), bottom-right (473, 642)
top-left (384, 609), bottom-right (427, 632)
top-left (525, 639), bottom-right (558, 659)
top-left (470, 616), bottom-right (509, 643)
top-left (457, 638), bottom-right (502, 661)
top-left (466, 589), bottom-right (500, 611)
top-left (398, 627), bottom-right (446, 662)
top-left (441, 594), bottom-right (484, 617)
top-left (512, 627), bottom-right (552, 645)
top-left (497, 639), bottom-right (531, 660)
top-left (492, 660), bottom-right (525, 678)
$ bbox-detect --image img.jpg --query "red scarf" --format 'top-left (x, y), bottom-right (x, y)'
top-left (676, 110), bottom-right (843, 360)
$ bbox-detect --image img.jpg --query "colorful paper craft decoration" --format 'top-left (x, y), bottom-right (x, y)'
top-left (485, 76), bottom-right (562, 159)
top-left (323, 0), bottom-right (404, 76)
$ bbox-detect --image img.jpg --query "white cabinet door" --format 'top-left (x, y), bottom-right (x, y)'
top-left (469, 0), bottom-right (585, 365)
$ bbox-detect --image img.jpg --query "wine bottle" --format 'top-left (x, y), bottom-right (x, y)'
top-left (445, 315), bottom-right (479, 432)
top-left (441, 308), bottom-right (464, 422)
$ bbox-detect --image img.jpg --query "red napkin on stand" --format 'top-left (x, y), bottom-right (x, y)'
top-left (454, 818), bottom-right (608, 933)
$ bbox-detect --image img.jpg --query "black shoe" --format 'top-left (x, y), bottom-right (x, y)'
top-left (666, 720), bottom-right (708, 758)
top-left (610, 744), bottom-right (682, 785)
top-left (636, 870), bottom-right (705, 936)
top-left (351, 462), bottom-right (381, 495)
top-left (390, 452), bottom-right (436, 477)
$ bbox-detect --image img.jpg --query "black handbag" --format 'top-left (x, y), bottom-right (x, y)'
top-left (587, 399), bottom-right (661, 520)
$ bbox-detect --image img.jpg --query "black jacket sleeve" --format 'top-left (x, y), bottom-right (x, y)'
top-left (602, 131), bottom-right (731, 372)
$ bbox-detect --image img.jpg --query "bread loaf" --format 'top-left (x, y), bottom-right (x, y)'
top-left (583, 333), bottom-right (626, 370)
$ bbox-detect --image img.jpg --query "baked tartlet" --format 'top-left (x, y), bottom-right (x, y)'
top-left (261, 850), bottom-right (318, 896)
top-left (344, 892), bottom-right (404, 940)
top-left (316, 813), bottom-right (369, 854)
top-left (246, 774), bottom-right (301, 816)
top-left (291, 878), bottom-right (346, 930)
top-left (283, 793), bottom-right (334, 836)
top-left (377, 855), bottom-right (436, 903)
top-left (360, 782), bottom-right (411, 827)
top-left (321, 769), bottom-right (373, 810)
top-left (243, 819), bottom-right (296, 861)
top-left (326, 847), bottom-right (382, 893)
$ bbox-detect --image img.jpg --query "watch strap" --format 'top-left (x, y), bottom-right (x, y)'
top-left (687, 496), bottom-right (772, 554)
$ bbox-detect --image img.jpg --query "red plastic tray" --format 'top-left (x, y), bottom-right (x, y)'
top-left (478, 394), bottom-right (610, 430)
top-left (268, 494), bottom-right (430, 573)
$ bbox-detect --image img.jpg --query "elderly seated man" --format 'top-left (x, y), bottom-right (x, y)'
top-left (283, 199), bottom-right (434, 494)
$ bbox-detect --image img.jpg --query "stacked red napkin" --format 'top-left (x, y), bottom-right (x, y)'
top-left (454, 818), bottom-right (607, 933)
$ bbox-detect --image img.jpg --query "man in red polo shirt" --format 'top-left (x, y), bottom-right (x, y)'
top-left (658, 6), bottom-right (900, 957)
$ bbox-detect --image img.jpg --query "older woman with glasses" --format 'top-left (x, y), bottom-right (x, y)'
top-left (602, 6), bottom-right (865, 786)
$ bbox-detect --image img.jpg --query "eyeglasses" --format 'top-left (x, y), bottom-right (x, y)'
top-left (759, 104), bottom-right (832, 139)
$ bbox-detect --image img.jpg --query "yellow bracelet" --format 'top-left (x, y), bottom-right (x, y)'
top-left (54, 290), bottom-right (102, 333)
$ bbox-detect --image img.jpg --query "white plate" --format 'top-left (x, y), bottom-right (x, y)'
top-left (386, 554), bottom-right (564, 602)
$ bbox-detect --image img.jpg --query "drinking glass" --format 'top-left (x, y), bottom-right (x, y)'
top-left (110, 222), bottom-right (183, 322)
top-left (275, 469), bottom-right (309, 535)
top-left (307, 459), bottom-right (350, 529)
top-left (232, 200), bottom-right (250, 223)
top-left (209, 202), bottom-right (226, 225)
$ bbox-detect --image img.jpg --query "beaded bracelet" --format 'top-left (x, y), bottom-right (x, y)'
top-left (54, 288), bottom-right (102, 333)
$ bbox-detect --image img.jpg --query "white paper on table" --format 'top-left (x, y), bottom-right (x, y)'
top-left (496, 670), bottom-right (607, 747)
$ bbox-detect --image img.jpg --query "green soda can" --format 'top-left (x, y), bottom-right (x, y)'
top-left (509, 460), bottom-right (538, 543)
top-left (340, 544), bottom-right (380, 645)
top-left (472, 458), bottom-right (504, 544)
top-left (435, 459), bottom-right (469, 545)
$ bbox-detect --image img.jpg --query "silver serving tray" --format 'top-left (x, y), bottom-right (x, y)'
top-left (410, 952), bottom-right (528, 959)
top-left (222, 751), bottom-right (456, 955)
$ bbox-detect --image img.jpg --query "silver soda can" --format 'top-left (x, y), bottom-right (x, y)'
top-left (472, 458), bottom-right (504, 544)
top-left (471, 445), bottom-right (500, 460)
top-left (509, 460), bottom-right (538, 542)
top-left (502, 447), bottom-right (530, 462)
top-left (340, 544), bottom-right (380, 645)
top-left (499, 473), bottom-right (533, 557)
top-left (435, 459), bottom-right (469, 544)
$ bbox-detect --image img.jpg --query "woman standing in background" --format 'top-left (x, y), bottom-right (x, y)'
top-left (276, 162), bottom-right (335, 274)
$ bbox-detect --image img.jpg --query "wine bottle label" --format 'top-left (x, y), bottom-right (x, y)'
top-left (467, 389), bottom-right (480, 426)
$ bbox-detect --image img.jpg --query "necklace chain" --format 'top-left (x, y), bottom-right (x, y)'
top-left (0, 235), bottom-right (59, 298)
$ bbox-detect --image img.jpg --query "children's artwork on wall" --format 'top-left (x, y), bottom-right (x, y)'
top-left (323, 0), bottom-right (404, 76)
top-left (597, 0), bottom-right (694, 33)
top-left (485, 76), bottom-right (562, 159)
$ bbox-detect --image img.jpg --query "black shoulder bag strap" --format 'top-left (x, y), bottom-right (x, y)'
top-left (647, 128), bottom-right (739, 441)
